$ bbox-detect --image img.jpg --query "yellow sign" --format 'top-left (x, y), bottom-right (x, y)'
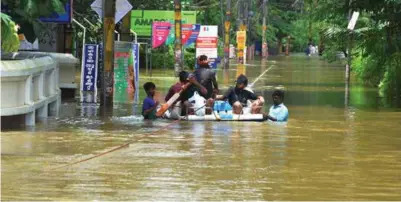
top-left (236, 31), bottom-right (246, 49)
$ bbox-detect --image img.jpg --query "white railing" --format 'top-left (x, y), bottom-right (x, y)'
top-left (1, 55), bottom-right (61, 126)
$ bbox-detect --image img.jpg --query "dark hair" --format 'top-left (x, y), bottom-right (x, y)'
top-left (236, 74), bottom-right (248, 86)
top-left (272, 90), bottom-right (284, 100)
top-left (143, 82), bottom-right (156, 92)
top-left (199, 55), bottom-right (208, 61)
top-left (179, 71), bottom-right (189, 82)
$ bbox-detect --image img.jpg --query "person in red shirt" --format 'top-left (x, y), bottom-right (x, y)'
top-left (165, 71), bottom-right (207, 116)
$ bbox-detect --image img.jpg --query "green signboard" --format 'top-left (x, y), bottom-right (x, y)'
top-left (131, 10), bottom-right (197, 36)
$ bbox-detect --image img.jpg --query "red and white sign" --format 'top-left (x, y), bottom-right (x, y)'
top-left (196, 25), bottom-right (218, 58)
top-left (152, 22), bottom-right (171, 49)
top-left (181, 24), bottom-right (193, 45)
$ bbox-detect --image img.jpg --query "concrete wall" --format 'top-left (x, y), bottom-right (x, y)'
top-left (1, 55), bottom-right (61, 126)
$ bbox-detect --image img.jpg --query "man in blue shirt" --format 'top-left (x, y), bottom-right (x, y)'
top-left (264, 90), bottom-right (288, 122)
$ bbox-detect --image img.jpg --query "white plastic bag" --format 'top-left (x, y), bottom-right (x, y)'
top-left (188, 91), bottom-right (206, 116)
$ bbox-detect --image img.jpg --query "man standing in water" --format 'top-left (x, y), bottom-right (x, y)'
top-left (194, 55), bottom-right (219, 113)
top-left (264, 90), bottom-right (289, 122)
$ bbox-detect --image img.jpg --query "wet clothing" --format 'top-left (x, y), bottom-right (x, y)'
top-left (268, 103), bottom-right (288, 122)
top-left (142, 96), bottom-right (157, 119)
top-left (194, 66), bottom-right (218, 99)
top-left (222, 87), bottom-right (258, 106)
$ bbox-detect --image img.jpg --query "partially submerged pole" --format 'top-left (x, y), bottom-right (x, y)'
top-left (261, 0), bottom-right (268, 60)
top-left (174, 0), bottom-right (183, 75)
top-left (101, 0), bottom-right (116, 106)
top-left (223, 0), bottom-right (231, 69)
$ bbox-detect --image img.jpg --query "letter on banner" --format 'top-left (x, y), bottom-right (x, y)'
top-left (80, 44), bottom-right (99, 103)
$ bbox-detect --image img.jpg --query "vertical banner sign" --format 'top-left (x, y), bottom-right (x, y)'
top-left (80, 44), bottom-right (99, 103)
top-left (236, 31), bottom-right (246, 64)
top-left (181, 24), bottom-right (193, 45)
top-left (196, 25), bottom-right (219, 68)
top-left (165, 20), bottom-right (175, 45)
top-left (114, 42), bottom-right (134, 103)
top-left (184, 24), bottom-right (200, 47)
top-left (133, 43), bottom-right (140, 102)
top-left (152, 22), bottom-right (171, 48)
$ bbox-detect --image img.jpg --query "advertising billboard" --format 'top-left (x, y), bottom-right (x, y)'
top-left (131, 10), bottom-right (196, 36)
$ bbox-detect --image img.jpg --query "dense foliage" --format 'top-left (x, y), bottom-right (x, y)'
top-left (2, 0), bottom-right (67, 43)
top-left (1, 13), bottom-right (20, 52)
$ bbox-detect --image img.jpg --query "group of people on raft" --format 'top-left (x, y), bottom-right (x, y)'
top-left (142, 55), bottom-right (289, 122)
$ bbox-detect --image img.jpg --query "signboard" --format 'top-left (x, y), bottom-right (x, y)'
top-left (39, 0), bottom-right (73, 23)
top-left (181, 24), bottom-right (193, 45)
top-left (152, 22), bottom-right (171, 48)
top-left (185, 24), bottom-right (201, 47)
top-left (196, 25), bottom-right (218, 58)
top-left (80, 44), bottom-right (99, 102)
top-left (133, 43), bottom-right (140, 102)
top-left (131, 10), bottom-right (197, 36)
top-left (236, 31), bottom-right (246, 64)
top-left (347, 11), bottom-right (360, 30)
top-left (165, 20), bottom-right (175, 45)
top-left (114, 42), bottom-right (135, 103)
top-left (91, 0), bottom-right (133, 23)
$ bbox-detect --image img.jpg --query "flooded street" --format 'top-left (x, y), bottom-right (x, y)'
top-left (2, 55), bottom-right (401, 200)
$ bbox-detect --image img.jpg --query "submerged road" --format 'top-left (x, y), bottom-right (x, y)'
top-left (2, 55), bottom-right (401, 200)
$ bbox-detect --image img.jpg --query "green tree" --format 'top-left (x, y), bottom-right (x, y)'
top-left (2, 0), bottom-right (67, 43)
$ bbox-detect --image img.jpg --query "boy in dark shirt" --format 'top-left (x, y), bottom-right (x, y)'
top-left (217, 74), bottom-right (265, 114)
top-left (142, 82), bottom-right (159, 119)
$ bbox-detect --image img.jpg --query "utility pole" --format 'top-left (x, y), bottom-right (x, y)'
top-left (121, 13), bottom-right (131, 41)
top-left (261, 0), bottom-right (268, 60)
top-left (174, 0), bottom-right (183, 75)
top-left (101, 0), bottom-right (116, 106)
top-left (223, 0), bottom-right (231, 69)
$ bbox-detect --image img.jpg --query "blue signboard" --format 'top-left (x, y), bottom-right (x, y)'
top-left (195, 56), bottom-right (221, 69)
top-left (81, 44), bottom-right (99, 92)
top-left (39, 1), bottom-right (72, 23)
top-left (208, 57), bottom-right (221, 69)
top-left (184, 24), bottom-right (200, 47)
top-left (133, 43), bottom-right (140, 102)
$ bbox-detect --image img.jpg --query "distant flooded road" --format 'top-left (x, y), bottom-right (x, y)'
top-left (2, 55), bottom-right (401, 200)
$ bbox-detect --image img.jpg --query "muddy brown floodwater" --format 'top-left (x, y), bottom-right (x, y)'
top-left (2, 55), bottom-right (401, 200)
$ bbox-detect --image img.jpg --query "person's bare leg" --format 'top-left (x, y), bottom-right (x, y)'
top-left (233, 101), bottom-right (243, 114)
top-left (206, 98), bottom-right (214, 114)
top-left (251, 100), bottom-right (264, 114)
top-left (183, 101), bottom-right (193, 115)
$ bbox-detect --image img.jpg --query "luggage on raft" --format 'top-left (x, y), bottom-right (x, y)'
top-left (163, 100), bottom-right (265, 121)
